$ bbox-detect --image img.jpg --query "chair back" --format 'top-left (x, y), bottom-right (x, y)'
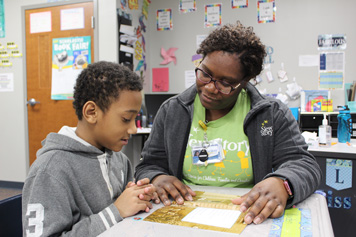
top-left (0, 194), bottom-right (23, 237)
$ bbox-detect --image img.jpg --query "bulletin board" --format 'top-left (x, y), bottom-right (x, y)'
top-left (145, 0), bottom-right (356, 109)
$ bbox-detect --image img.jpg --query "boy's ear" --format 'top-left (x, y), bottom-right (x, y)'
top-left (82, 101), bottom-right (98, 124)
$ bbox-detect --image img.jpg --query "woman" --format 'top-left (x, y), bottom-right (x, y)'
top-left (135, 21), bottom-right (321, 225)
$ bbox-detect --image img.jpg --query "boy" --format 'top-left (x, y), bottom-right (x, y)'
top-left (22, 61), bottom-right (156, 236)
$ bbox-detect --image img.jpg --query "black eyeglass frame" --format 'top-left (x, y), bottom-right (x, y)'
top-left (195, 67), bottom-right (242, 95)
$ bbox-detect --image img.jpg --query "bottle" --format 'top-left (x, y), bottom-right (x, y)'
top-left (142, 114), bottom-right (147, 128)
top-left (337, 105), bottom-right (352, 143)
top-left (148, 114), bottom-right (153, 128)
top-left (141, 93), bottom-right (148, 128)
top-left (136, 113), bottom-right (142, 128)
top-left (318, 114), bottom-right (331, 147)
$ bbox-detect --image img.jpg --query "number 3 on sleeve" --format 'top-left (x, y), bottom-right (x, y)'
top-left (25, 203), bottom-right (44, 237)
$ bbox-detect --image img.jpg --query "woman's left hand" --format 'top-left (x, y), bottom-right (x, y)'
top-left (231, 177), bottom-right (289, 225)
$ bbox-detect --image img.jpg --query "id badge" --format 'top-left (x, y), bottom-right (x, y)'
top-left (191, 138), bottom-right (225, 166)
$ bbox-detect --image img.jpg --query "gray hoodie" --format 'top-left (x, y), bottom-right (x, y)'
top-left (22, 126), bottom-right (132, 236)
top-left (135, 83), bottom-right (322, 208)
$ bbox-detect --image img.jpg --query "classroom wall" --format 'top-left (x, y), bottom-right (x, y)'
top-left (1, 0), bottom-right (355, 182)
top-left (147, 0), bottom-right (356, 109)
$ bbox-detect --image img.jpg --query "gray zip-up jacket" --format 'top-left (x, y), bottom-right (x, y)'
top-left (22, 127), bottom-right (132, 236)
top-left (135, 83), bottom-right (322, 208)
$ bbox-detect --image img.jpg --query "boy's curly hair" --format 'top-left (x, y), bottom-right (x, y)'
top-left (73, 61), bottom-right (142, 120)
top-left (197, 21), bottom-right (266, 80)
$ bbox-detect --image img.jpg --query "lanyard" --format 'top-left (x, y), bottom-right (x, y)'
top-left (198, 120), bottom-right (209, 148)
top-left (198, 120), bottom-right (209, 166)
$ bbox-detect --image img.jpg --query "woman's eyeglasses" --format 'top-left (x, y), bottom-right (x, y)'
top-left (195, 67), bottom-right (241, 95)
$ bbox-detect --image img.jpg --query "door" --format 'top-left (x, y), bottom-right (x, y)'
top-left (25, 2), bottom-right (94, 166)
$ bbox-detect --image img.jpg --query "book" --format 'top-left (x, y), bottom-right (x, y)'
top-left (143, 191), bottom-right (247, 234)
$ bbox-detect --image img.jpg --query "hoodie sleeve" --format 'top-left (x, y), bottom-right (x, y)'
top-left (22, 171), bottom-right (123, 237)
top-left (263, 102), bottom-right (322, 208)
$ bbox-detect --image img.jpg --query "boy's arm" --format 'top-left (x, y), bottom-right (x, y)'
top-left (22, 172), bottom-right (123, 236)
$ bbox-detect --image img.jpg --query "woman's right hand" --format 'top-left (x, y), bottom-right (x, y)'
top-left (151, 175), bottom-right (196, 205)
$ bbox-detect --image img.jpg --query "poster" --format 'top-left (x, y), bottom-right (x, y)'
top-left (152, 67), bottom-right (169, 92)
top-left (318, 34), bottom-right (346, 51)
top-left (232, 0), bottom-right (248, 9)
top-left (204, 4), bottom-right (222, 28)
top-left (179, 0), bottom-right (196, 13)
top-left (157, 9), bottom-right (172, 31)
top-left (51, 36), bottom-right (91, 100)
top-left (257, 0), bottom-right (275, 23)
top-left (319, 52), bottom-right (344, 89)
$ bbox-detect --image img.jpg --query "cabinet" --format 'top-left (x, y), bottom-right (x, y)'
top-left (300, 112), bottom-right (356, 138)
top-left (308, 140), bottom-right (356, 237)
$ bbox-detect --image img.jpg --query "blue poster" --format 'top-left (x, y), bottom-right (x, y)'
top-left (51, 36), bottom-right (91, 100)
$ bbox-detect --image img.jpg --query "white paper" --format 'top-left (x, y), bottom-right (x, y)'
top-left (185, 70), bottom-right (196, 88)
top-left (158, 10), bottom-right (171, 29)
top-left (182, 207), bottom-right (241, 229)
top-left (206, 5), bottom-right (220, 25)
top-left (30, 11), bottom-right (52, 34)
top-left (232, 0), bottom-right (247, 8)
top-left (325, 52), bottom-right (344, 70)
top-left (181, 0), bottom-right (195, 10)
top-left (120, 24), bottom-right (135, 36)
top-left (299, 55), bottom-right (319, 67)
top-left (60, 8), bottom-right (84, 31)
top-left (196, 35), bottom-right (207, 49)
top-left (0, 73), bottom-right (14, 92)
top-left (266, 71), bottom-right (274, 82)
top-left (120, 45), bottom-right (135, 54)
top-left (259, 2), bottom-right (274, 22)
top-left (51, 68), bottom-right (81, 96)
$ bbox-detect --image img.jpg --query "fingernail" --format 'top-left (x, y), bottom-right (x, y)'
top-left (240, 205), bottom-right (247, 212)
top-left (164, 200), bottom-right (170, 206)
top-left (254, 217), bottom-right (261, 224)
top-left (177, 197), bottom-right (184, 204)
top-left (187, 195), bottom-right (193, 201)
top-left (245, 215), bottom-right (252, 224)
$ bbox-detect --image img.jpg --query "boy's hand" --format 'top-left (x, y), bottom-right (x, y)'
top-left (127, 178), bottom-right (159, 203)
top-left (136, 178), bottom-right (160, 204)
top-left (114, 184), bottom-right (156, 217)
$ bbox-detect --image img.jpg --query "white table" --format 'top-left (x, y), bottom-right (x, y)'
top-left (99, 185), bottom-right (333, 237)
top-left (308, 138), bottom-right (356, 155)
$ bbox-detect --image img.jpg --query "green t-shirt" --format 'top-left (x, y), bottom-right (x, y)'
top-left (182, 90), bottom-right (253, 188)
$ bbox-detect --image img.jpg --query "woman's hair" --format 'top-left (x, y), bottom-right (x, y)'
top-left (73, 61), bottom-right (142, 120)
top-left (197, 21), bottom-right (266, 80)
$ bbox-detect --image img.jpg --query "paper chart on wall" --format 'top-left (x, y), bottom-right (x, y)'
top-left (319, 51), bottom-right (344, 89)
